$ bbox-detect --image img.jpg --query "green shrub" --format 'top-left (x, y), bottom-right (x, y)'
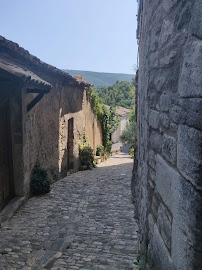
top-left (79, 143), bottom-right (94, 170)
top-left (88, 87), bottom-right (119, 149)
top-left (105, 141), bottom-right (112, 154)
top-left (128, 145), bottom-right (134, 156)
top-left (96, 144), bottom-right (104, 156)
top-left (119, 121), bottom-right (136, 145)
top-left (30, 160), bottom-right (50, 195)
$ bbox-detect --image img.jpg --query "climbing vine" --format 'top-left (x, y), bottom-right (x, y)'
top-left (88, 87), bottom-right (119, 148)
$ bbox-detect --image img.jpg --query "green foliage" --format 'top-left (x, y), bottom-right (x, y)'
top-left (88, 87), bottom-right (119, 148)
top-left (105, 141), bottom-right (112, 155)
top-left (96, 144), bottom-right (104, 156)
top-left (83, 129), bottom-right (88, 143)
top-left (30, 160), bottom-right (50, 195)
top-left (79, 129), bottom-right (94, 170)
top-left (119, 121), bottom-right (137, 146)
top-left (94, 81), bottom-right (135, 109)
top-left (100, 104), bottom-right (110, 147)
top-left (134, 260), bottom-right (141, 270)
top-left (88, 87), bottom-right (102, 117)
top-left (128, 145), bottom-right (134, 156)
top-left (129, 105), bottom-right (135, 123)
top-left (109, 106), bottom-right (120, 134)
top-left (134, 249), bottom-right (147, 270)
top-left (79, 143), bottom-right (94, 170)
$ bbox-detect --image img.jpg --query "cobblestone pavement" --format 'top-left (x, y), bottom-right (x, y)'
top-left (0, 153), bottom-right (138, 270)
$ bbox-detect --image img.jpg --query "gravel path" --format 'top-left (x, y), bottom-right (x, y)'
top-left (0, 153), bottom-right (138, 270)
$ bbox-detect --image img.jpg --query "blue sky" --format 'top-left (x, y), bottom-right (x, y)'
top-left (1, 0), bottom-right (138, 74)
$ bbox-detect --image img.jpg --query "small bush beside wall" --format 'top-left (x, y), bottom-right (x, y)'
top-left (79, 130), bottom-right (95, 170)
top-left (79, 144), bottom-right (94, 170)
top-left (96, 144), bottom-right (104, 156)
top-left (30, 160), bottom-right (51, 195)
top-left (105, 141), bottom-right (112, 155)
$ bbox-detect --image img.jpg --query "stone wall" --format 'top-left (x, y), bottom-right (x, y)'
top-left (112, 114), bottom-right (129, 143)
top-left (22, 75), bottom-right (102, 195)
top-left (23, 82), bottom-right (102, 194)
top-left (132, 1), bottom-right (202, 269)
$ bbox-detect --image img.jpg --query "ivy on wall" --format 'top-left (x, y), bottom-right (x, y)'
top-left (88, 87), bottom-right (119, 148)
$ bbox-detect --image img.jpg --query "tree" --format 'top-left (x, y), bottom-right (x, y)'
top-left (88, 87), bottom-right (120, 148)
top-left (109, 106), bottom-right (120, 134)
top-left (119, 121), bottom-right (136, 146)
top-left (94, 81), bottom-right (135, 109)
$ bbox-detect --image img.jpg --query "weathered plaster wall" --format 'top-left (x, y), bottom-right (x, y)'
top-left (58, 86), bottom-right (102, 174)
top-left (112, 114), bottom-right (130, 143)
top-left (23, 81), bottom-right (102, 194)
top-left (132, 1), bottom-right (202, 269)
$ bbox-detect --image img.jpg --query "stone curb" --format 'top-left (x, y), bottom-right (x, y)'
top-left (0, 196), bottom-right (25, 228)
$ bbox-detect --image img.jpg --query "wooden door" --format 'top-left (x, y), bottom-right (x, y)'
top-left (0, 104), bottom-right (14, 211)
top-left (67, 118), bottom-right (74, 170)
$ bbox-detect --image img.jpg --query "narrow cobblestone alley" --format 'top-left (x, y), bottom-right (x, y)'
top-left (0, 153), bottom-right (138, 270)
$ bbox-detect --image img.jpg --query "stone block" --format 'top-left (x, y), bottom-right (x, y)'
top-left (169, 105), bottom-right (185, 124)
top-left (170, 122), bottom-right (178, 133)
top-left (149, 167), bottom-right (156, 182)
top-left (160, 113), bottom-right (170, 128)
top-left (147, 225), bottom-right (173, 270)
top-left (148, 150), bottom-right (156, 169)
top-left (176, 2), bottom-right (192, 31)
top-left (149, 110), bottom-right (160, 129)
top-left (179, 98), bottom-right (202, 130)
top-left (171, 219), bottom-right (195, 270)
top-left (155, 155), bottom-right (177, 210)
top-left (177, 125), bottom-right (202, 189)
top-left (150, 52), bottom-right (159, 68)
top-left (190, 0), bottom-right (202, 39)
top-left (171, 170), bottom-right (202, 246)
top-left (149, 71), bottom-right (168, 93)
top-left (160, 94), bottom-right (174, 112)
top-left (148, 213), bottom-right (155, 235)
top-left (162, 135), bottom-right (177, 164)
top-left (151, 190), bottom-right (161, 220)
top-left (150, 131), bottom-right (163, 153)
top-left (156, 154), bottom-right (202, 242)
top-left (162, 0), bottom-right (178, 13)
top-left (179, 37), bottom-right (202, 97)
top-left (148, 179), bottom-right (155, 190)
top-left (159, 19), bottom-right (174, 46)
top-left (157, 203), bottom-right (172, 250)
top-left (148, 92), bottom-right (157, 109)
top-left (159, 49), bottom-right (177, 67)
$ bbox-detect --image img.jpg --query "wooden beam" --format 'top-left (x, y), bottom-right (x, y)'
top-left (27, 93), bottom-right (44, 112)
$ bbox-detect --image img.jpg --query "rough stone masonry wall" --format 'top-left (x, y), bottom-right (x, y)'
top-left (132, 1), bottom-right (202, 269)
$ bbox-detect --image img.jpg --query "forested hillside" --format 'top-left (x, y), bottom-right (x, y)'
top-left (94, 81), bottom-right (135, 109)
top-left (63, 69), bottom-right (135, 86)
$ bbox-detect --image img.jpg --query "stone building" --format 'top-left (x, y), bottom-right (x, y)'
top-left (0, 36), bottom-right (102, 212)
top-left (132, 1), bottom-right (202, 270)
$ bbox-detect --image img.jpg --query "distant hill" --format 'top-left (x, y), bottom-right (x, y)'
top-left (63, 69), bottom-right (135, 86)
